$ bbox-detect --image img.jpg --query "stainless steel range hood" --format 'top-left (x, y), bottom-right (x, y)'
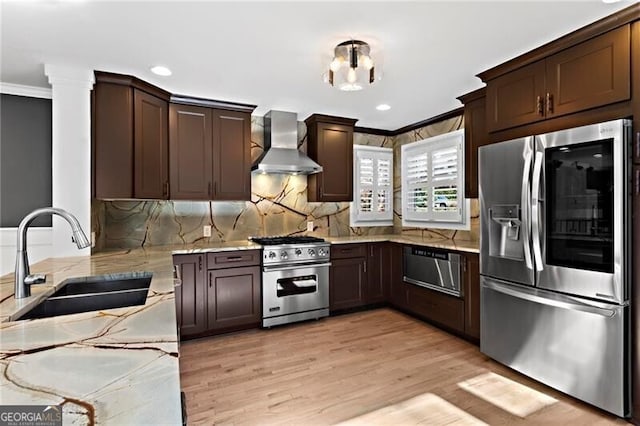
top-left (252, 110), bottom-right (322, 175)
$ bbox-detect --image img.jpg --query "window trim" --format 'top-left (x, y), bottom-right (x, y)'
top-left (401, 129), bottom-right (470, 230)
top-left (350, 145), bottom-right (394, 227)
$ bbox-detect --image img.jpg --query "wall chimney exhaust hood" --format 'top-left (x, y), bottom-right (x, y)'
top-left (252, 110), bottom-right (322, 175)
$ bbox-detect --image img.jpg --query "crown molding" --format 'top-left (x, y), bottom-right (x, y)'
top-left (354, 107), bottom-right (464, 137)
top-left (0, 82), bottom-right (52, 99)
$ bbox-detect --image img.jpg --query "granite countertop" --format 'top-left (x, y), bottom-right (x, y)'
top-left (326, 234), bottom-right (479, 254)
top-left (0, 245), bottom-right (188, 425)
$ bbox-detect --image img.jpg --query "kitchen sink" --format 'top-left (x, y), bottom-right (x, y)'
top-left (50, 272), bottom-right (152, 297)
top-left (16, 272), bottom-right (152, 321)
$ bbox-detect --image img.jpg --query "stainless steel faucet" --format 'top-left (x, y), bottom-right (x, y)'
top-left (15, 207), bottom-right (91, 299)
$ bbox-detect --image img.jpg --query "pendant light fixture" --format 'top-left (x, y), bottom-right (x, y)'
top-left (325, 40), bottom-right (376, 91)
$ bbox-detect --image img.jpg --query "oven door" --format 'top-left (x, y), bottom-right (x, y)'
top-left (262, 263), bottom-right (330, 319)
top-left (533, 119), bottom-right (630, 303)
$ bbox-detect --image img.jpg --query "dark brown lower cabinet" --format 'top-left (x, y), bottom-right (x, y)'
top-left (329, 257), bottom-right (367, 311)
top-left (330, 243), bottom-right (397, 312)
top-left (405, 284), bottom-right (465, 333)
top-left (366, 243), bottom-right (393, 304)
top-left (207, 266), bottom-right (261, 330)
top-left (388, 243), bottom-right (408, 309)
top-left (173, 251), bottom-right (260, 339)
top-left (173, 254), bottom-right (206, 338)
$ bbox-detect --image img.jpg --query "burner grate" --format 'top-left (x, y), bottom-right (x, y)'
top-left (250, 236), bottom-right (325, 245)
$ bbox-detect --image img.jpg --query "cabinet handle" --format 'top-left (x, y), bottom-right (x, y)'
top-left (546, 93), bottom-right (553, 114)
top-left (319, 184), bottom-right (323, 197)
top-left (636, 132), bottom-right (640, 160)
top-left (536, 95), bottom-right (544, 116)
top-left (198, 256), bottom-right (203, 271)
top-left (163, 181), bottom-right (169, 197)
top-left (370, 245), bottom-right (374, 257)
top-left (636, 169), bottom-right (640, 195)
top-left (225, 256), bottom-right (243, 262)
top-left (364, 261), bottom-right (367, 273)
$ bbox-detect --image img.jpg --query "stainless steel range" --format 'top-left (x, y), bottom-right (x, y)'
top-left (250, 236), bottom-right (330, 327)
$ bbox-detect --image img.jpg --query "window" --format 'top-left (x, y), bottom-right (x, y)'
top-left (350, 145), bottom-right (393, 227)
top-left (401, 129), bottom-right (469, 229)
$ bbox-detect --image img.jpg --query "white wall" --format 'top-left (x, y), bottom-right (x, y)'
top-left (0, 228), bottom-right (52, 276)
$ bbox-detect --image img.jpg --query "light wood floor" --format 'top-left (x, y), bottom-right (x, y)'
top-left (179, 308), bottom-right (629, 425)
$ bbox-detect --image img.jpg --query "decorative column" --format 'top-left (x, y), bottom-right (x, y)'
top-left (44, 65), bottom-right (94, 258)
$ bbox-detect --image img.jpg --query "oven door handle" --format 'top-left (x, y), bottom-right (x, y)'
top-left (263, 262), bottom-right (332, 272)
top-left (277, 279), bottom-right (318, 290)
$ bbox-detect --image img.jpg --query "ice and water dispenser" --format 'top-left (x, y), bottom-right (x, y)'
top-left (488, 204), bottom-right (523, 260)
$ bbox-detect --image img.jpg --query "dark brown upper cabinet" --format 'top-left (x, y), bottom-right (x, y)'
top-left (632, 21), bottom-right (640, 164)
top-left (93, 82), bottom-right (134, 199)
top-left (93, 71), bottom-right (256, 200)
top-left (213, 110), bottom-right (252, 201)
top-left (457, 87), bottom-right (488, 199)
top-left (305, 114), bottom-right (358, 202)
top-left (169, 104), bottom-right (214, 200)
top-left (134, 90), bottom-right (169, 199)
top-left (169, 104), bottom-right (252, 201)
top-left (484, 24), bottom-right (631, 133)
top-left (93, 71), bottom-right (170, 199)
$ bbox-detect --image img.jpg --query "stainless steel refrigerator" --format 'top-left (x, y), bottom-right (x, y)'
top-left (479, 119), bottom-right (631, 417)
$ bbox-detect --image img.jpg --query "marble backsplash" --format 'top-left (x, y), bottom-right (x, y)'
top-left (92, 114), bottom-right (478, 251)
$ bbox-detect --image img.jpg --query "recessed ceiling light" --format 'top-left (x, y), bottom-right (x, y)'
top-left (601, 0), bottom-right (620, 3)
top-left (376, 104), bottom-right (391, 111)
top-left (150, 66), bottom-right (172, 76)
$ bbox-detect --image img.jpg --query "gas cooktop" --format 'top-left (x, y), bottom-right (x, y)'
top-left (249, 236), bottom-right (326, 246)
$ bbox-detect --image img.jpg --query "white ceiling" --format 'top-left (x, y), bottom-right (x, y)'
top-left (0, 1), bottom-right (634, 130)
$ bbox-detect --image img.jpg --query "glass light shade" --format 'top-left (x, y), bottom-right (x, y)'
top-left (326, 40), bottom-right (377, 91)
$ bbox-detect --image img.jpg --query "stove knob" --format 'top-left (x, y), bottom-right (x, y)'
top-left (295, 248), bottom-right (302, 256)
top-left (308, 248), bottom-right (316, 257)
top-left (268, 251), bottom-right (276, 259)
top-left (318, 248), bottom-right (326, 257)
top-left (281, 251), bottom-right (288, 259)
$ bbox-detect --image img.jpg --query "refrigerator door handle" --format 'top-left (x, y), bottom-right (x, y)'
top-left (531, 151), bottom-right (544, 271)
top-left (521, 149), bottom-right (533, 270)
top-left (483, 279), bottom-right (617, 318)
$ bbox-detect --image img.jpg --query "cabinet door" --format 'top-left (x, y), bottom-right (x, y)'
top-left (212, 110), bottom-right (251, 201)
top-left (329, 257), bottom-right (366, 311)
top-left (486, 60), bottom-right (546, 132)
top-left (208, 266), bottom-right (261, 330)
top-left (546, 25), bottom-right (630, 119)
top-left (366, 243), bottom-right (391, 304)
top-left (169, 104), bottom-right (213, 200)
top-left (463, 253), bottom-right (480, 340)
top-left (389, 243), bottom-right (407, 309)
top-left (173, 254), bottom-right (207, 338)
top-left (633, 22), bottom-right (640, 164)
top-left (463, 95), bottom-right (487, 199)
top-left (311, 123), bottom-right (353, 202)
top-left (93, 83), bottom-right (134, 198)
top-left (406, 284), bottom-right (465, 333)
top-left (134, 89), bottom-right (169, 199)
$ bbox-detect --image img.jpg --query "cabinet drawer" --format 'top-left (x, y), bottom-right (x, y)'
top-left (406, 284), bottom-right (464, 333)
top-left (207, 250), bottom-right (260, 269)
top-left (331, 243), bottom-right (367, 259)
